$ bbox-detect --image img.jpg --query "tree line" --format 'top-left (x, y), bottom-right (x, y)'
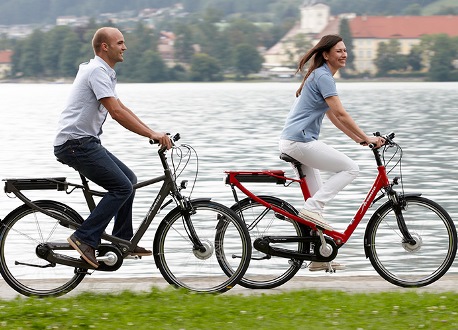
top-left (9, 13), bottom-right (272, 82)
top-left (5, 12), bottom-right (458, 82)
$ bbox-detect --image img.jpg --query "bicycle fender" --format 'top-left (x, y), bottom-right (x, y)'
top-left (189, 198), bottom-right (211, 203)
top-left (363, 193), bottom-right (421, 258)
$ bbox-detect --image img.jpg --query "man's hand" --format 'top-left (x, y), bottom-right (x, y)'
top-left (150, 132), bottom-right (173, 150)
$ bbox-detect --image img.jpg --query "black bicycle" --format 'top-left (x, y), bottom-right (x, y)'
top-left (0, 134), bottom-right (251, 297)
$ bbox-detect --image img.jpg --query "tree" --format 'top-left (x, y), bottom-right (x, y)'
top-left (174, 23), bottom-right (195, 64)
top-left (373, 39), bottom-right (408, 76)
top-left (18, 29), bottom-right (45, 77)
top-left (406, 44), bottom-right (423, 72)
top-left (41, 26), bottom-right (74, 77)
top-left (427, 34), bottom-right (457, 81)
top-left (118, 22), bottom-right (157, 81)
top-left (233, 43), bottom-right (263, 78)
top-left (59, 31), bottom-right (81, 77)
top-left (190, 53), bottom-right (222, 81)
top-left (138, 50), bottom-right (169, 82)
top-left (339, 18), bottom-right (355, 76)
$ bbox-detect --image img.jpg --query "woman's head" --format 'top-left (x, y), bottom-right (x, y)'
top-left (295, 34), bottom-right (346, 96)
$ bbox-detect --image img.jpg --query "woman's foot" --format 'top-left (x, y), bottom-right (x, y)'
top-left (298, 209), bottom-right (334, 231)
top-left (308, 261), bottom-right (345, 272)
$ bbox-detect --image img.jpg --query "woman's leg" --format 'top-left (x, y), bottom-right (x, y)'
top-left (279, 139), bottom-right (359, 213)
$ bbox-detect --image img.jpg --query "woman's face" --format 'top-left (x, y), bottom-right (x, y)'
top-left (323, 41), bottom-right (347, 73)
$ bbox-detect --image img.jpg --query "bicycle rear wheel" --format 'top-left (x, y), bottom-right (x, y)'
top-left (0, 200), bottom-right (87, 297)
top-left (220, 196), bottom-right (309, 289)
top-left (365, 195), bottom-right (457, 287)
top-left (153, 200), bottom-right (251, 293)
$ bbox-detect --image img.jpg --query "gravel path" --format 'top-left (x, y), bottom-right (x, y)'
top-left (1, 274), bottom-right (457, 300)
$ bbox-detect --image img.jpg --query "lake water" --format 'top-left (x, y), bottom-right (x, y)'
top-left (1, 81), bottom-right (458, 280)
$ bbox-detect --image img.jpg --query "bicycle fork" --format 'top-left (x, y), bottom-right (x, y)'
top-left (176, 194), bottom-right (207, 253)
top-left (387, 188), bottom-right (416, 245)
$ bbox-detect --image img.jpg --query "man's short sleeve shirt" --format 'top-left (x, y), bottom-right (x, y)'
top-left (54, 56), bottom-right (118, 146)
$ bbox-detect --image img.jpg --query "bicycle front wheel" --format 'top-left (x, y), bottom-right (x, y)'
top-left (221, 196), bottom-right (309, 289)
top-left (365, 195), bottom-right (457, 287)
top-left (153, 200), bottom-right (251, 293)
top-left (0, 200), bottom-right (87, 297)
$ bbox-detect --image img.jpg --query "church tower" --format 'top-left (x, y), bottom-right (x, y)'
top-left (300, 1), bottom-right (330, 34)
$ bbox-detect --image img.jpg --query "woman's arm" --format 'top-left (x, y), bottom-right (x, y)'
top-left (325, 95), bottom-right (383, 147)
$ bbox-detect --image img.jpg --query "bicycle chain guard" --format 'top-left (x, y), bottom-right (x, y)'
top-left (253, 235), bottom-right (338, 262)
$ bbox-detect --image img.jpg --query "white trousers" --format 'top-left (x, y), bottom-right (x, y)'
top-left (279, 139), bottom-right (359, 213)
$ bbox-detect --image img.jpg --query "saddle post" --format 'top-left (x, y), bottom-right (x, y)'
top-left (279, 153), bottom-right (311, 200)
top-left (79, 173), bottom-right (97, 212)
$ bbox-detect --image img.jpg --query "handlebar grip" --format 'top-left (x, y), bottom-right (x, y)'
top-left (149, 133), bottom-right (181, 145)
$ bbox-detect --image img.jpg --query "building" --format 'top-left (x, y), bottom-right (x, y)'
top-left (263, 2), bottom-right (458, 76)
top-left (263, 3), bottom-right (334, 70)
top-left (0, 50), bottom-right (13, 79)
top-left (350, 15), bottom-right (458, 74)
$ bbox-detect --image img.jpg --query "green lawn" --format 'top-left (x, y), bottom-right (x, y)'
top-left (1, 288), bottom-right (457, 329)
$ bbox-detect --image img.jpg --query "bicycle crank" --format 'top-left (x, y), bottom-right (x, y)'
top-left (35, 242), bottom-right (125, 271)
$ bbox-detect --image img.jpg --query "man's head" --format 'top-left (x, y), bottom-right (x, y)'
top-left (92, 27), bottom-right (127, 68)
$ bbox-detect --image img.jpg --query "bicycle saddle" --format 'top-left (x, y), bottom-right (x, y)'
top-left (279, 153), bottom-right (301, 166)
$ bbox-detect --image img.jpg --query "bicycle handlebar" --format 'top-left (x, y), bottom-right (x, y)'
top-left (368, 132), bottom-right (395, 149)
top-left (149, 133), bottom-right (181, 152)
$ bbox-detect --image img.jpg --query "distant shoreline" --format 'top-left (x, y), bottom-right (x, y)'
top-left (0, 77), bottom-right (435, 84)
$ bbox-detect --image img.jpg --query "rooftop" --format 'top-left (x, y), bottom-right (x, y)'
top-left (350, 15), bottom-right (458, 39)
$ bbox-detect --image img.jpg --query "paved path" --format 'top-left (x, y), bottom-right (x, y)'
top-left (1, 274), bottom-right (458, 300)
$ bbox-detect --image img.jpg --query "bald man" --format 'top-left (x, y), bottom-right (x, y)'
top-left (54, 27), bottom-right (171, 268)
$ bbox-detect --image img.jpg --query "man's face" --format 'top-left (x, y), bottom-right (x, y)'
top-left (104, 30), bottom-right (127, 67)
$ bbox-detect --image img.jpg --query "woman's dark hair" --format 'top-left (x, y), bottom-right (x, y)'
top-left (295, 34), bottom-right (343, 97)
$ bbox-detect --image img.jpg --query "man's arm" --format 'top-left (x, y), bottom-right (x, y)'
top-left (100, 97), bottom-right (172, 149)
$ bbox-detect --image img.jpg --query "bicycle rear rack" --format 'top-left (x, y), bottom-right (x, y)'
top-left (4, 177), bottom-right (68, 192)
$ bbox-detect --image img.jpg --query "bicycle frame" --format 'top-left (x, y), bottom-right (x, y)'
top-left (225, 148), bottom-right (391, 246)
top-left (3, 147), bottom-right (188, 253)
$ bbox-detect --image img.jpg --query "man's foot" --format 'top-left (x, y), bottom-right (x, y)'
top-left (298, 209), bottom-right (334, 231)
top-left (129, 246), bottom-right (152, 256)
top-left (308, 261), bottom-right (345, 272)
top-left (67, 234), bottom-right (99, 268)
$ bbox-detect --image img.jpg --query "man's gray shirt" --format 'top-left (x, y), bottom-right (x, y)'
top-left (54, 56), bottom-right (118, 146)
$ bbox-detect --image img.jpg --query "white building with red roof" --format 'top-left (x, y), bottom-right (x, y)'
top-left (350, 15), bottom-right (458, 73)
top-left (263, 2), bottom-right (458, 75)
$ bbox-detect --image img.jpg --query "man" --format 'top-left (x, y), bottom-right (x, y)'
top-left (53, 27), bottom-right (172, 268)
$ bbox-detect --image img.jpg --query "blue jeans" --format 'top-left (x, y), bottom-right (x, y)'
top-left (54, 137), bottom-right (137, 248)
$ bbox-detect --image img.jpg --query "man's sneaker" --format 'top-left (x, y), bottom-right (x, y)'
top-left (298, 209), bottom-right (334, 231)
top-left (308, 261), bottom-right (346, 272)
top-left (67, 234), bottom-right (99, 268)
top-left (129, 246), bottom-right (152, 256)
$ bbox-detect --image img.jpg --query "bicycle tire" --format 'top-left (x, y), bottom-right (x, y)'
top-left (153, 200), bottom-right (251, 293)
top-left (365, 195), bottom-right (457, 287)
top-left (0, 200), bottom-right (87, 297)
top-left (220, 196), bottom-right (309, 289)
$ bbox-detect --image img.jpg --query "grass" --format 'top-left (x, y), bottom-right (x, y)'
top-left (0, 288), bottom-right (458, 329)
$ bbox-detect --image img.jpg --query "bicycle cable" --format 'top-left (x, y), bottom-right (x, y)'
top-left (170, 144), bottom-right (199, 198)
top-left (382, 141), bottom-right (405, 195)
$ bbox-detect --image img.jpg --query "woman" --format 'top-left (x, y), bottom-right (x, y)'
top-left (279, 34), bottom-right (384, 271)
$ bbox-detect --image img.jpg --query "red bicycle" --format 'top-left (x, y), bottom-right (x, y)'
top-left (219, 132), bottom-right (457, 289)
